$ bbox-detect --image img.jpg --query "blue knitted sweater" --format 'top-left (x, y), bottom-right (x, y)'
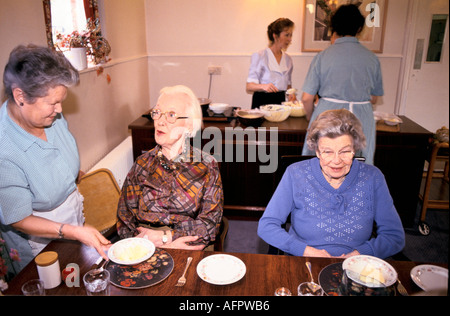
top-left (258, 158), bottom-right (405, 258)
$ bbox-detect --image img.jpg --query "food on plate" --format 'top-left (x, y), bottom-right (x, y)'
top-left (359, 263), bottom-right (386, 285)
top-left (114, 243), bottom-right (150, 262)
top-left (241, 114), bottom-right (261, 119)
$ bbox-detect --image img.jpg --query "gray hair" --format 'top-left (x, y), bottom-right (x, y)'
top-left (306, 109), bottom-right (366, 152)
top-left (157, 85), bottom-right (203, 137)
top-left (3, 44), bottom-right (79, 103)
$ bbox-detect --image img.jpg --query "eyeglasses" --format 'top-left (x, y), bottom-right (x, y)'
top-left (150, 109), bottom-right (188, 124)
top-left (318, 149), bottom-right (355, 162)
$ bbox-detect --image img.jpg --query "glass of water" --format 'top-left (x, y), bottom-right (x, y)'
top-left (22, 279), bottom-right (46, 296)
top-left (83, 269), bottom-right (110, 296)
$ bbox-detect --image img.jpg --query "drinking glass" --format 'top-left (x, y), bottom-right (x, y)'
top-left (83, 269), bottom-right (110, 296)
top-left (297, 282), bottom-right (324, 296)
top-left (22, 279), bottom-right (46, 296)
top-left (274, 287), bottom-right (292, 296)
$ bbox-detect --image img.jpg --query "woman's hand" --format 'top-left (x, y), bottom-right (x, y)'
top-left (303, 246), bottom-right (333, 258)
top-left (338, 250), bottom-right (360, 258)
top-left (246, 82), bottom-right (279, 94)
top-left (161, 236), bottom-right (205, 251)
top-left (260, 83), bottom-right (279, 93)
top-left (67, 225), bottom-right (111, 260)
top-left (136, 227), bottom-right (168, 247)
top-left (136, 227), bottom-right (205, 250)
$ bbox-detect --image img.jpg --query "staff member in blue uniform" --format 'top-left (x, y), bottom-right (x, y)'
top-left (246, 18), bottom-right (295, 109)
top-left (301, 4), bottom-right (384, 165)
top-left (0, 45), bottom-right (110, 275)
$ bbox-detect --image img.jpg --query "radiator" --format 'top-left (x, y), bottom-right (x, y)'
top-left (88, 136), bottom-right (134, 188)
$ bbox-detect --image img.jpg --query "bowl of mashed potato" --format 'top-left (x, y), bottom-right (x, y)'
top-left (108, 237), bottom-right (155, 265)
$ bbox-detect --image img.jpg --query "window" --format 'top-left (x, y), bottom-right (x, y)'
top-left (426, 14), bottom-right (448, 63)
top-left (43, 0), bottom-right (110, 68)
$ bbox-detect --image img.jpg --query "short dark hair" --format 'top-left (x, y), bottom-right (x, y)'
top-left (3, 44), bottom-right (79, 103)
top-left (267, 18), bottom-right (294, 43)
top-left (330, 4), bottom-right (365, 37)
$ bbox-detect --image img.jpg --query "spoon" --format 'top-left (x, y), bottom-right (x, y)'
top-left (305, 261), bottom-right (321, 292)
top-left (305, 261), bottom-right (314, 282)
top-left (92, 259), bottom-right (109, 275)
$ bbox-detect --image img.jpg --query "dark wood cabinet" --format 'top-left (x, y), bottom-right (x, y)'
top-left (129, 114), bottom-right (432, 228)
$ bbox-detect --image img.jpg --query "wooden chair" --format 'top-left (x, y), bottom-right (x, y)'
top-left (77, 168), bottom-right (121, 238)
top-left (213, 216), bottom-right (229, 251)
top-left (418, 142), bottom-right (449, 235)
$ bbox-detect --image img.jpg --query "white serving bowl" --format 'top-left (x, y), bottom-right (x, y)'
top-left (209, 103), bottom-right (230, 114)
top-left (260, 104), bottom-right (291, 122)
top-left (283, 101), bottom-right (306, 117)
top-left (108, 237), bottom-right (155, 265)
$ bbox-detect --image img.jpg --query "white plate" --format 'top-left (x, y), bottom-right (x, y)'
top-left (410, 265), bottom-right (448, 292)
top-left (108, 237), bottom-right (155, 265)
top-left (197, 254), bottom-right (246, 285)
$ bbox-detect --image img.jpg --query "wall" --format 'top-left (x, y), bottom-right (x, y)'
top-left (145, 0), bottom-right (448, 133)
top-left (1, 0), bottom-right (448, 172)
top-left (0, 0), bottom-right (150, 171)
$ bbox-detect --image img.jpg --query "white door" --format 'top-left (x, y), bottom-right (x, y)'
top-left (398, 0), bottom-right (449, 133)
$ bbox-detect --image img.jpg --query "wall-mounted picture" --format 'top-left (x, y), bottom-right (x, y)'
top-left (302, 0), bottom-right (388, 52)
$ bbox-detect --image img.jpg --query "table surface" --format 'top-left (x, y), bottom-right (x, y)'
top-left (4, 239), bottom-right (447, 296)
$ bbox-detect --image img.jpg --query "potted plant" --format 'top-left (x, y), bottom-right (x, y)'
top-left (54, 18), bottom-right (111, 69)
top-left (54, 30), bottom-right (89, 70)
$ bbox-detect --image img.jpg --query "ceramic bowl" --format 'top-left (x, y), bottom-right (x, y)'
top-left (260, 104), bottom-right (291, 122)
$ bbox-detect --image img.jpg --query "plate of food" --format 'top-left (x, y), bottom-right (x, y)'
top-left (342, 255), bottom-right (397, 288)
top-left (108, 237), bottom-right (155, 265)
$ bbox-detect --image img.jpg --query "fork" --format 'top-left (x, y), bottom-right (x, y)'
top-left (397, 280), bottom-right (409, 296)
top-left (175, 257), bottom-right (193, 287)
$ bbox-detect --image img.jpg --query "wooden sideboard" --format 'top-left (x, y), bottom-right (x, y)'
top-left (128, 114), bottom-right (432, 228)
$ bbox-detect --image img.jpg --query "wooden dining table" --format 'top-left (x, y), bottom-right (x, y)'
top-left (4, 239), bottom-right (447, 297)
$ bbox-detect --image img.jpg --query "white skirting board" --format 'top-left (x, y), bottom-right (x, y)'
top-left (88, 136), bottom-right (134, 188)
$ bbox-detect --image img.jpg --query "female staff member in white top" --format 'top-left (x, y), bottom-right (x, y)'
top-left (246, 18), bottom-right (296, 109)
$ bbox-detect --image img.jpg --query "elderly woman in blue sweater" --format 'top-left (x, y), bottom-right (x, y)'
top-left (258, 109), bottom-right (405, 259)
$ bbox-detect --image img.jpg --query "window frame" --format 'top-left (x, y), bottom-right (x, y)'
top-left (42, 0), bottom-right (101, 50)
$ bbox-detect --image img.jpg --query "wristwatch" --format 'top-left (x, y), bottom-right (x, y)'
top-left (162, 230), bottom-right (168, 244)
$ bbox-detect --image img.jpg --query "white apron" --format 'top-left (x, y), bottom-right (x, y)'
top-left (321, 97), bottom-right (371, 113)
top-left (28, 189), bottom-right (85, 256)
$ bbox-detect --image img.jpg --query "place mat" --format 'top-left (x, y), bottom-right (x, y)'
top-left (106, 248), bottom-right (173, 289)
top-left (376, 121), bottom-right (401, 132)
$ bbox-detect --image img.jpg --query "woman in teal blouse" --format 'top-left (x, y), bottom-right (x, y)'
top-left (0, 45), bottom-right (109, 274)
